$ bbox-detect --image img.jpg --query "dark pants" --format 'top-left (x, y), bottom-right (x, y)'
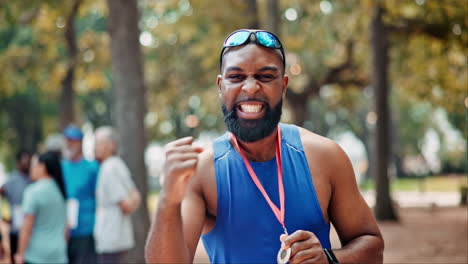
top-left (97, 250), bottom-right (128, 264)
top-left (68, 235), bottom-right (96, 264)
top-left (10, 233), bottom-right (19, 264)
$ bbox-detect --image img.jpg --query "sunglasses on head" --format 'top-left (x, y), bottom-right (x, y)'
top-left (220, 30), bottom-right (285, 70)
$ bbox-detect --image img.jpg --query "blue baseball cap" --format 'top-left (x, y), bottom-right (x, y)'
top-left (63, 125), bottom-right (83, 140)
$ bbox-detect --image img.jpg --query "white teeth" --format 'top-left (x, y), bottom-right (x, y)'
top-left (240, 104), bottom-right (262, 113)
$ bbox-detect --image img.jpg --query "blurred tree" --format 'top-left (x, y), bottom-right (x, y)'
top-left (0, 86), bottom-right (42, 156)
top-left (106, 0), bottom-right (149, 261)
top-left (0, 1), bottom-right (53, 159)
top-left (0, 0), bottom-right (110, 163)
top-left (265, 0), bottom-right (280, 35)
top-left (141, 0), bottom-right (249, 142)
top-left (369, 0), bottom-right (466, 221)
top-left (277, 0), bottom-right (368, 127)
top-left (0, 0), bottom-right (465, 223)
top-left (78, 89), bottom-right (113, 127)
top-left (370, 4), bottom-right (397, 221)
top-left (245, 0), bottom-right (260, 29)
top-left (59, 0), bottom-right (82, 129)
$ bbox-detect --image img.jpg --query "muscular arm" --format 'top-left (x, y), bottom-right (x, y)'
top-left (300, 128), bottom-right (384, 263)
top-left (145, 138), bottom-right (211, 263)
top-left (327, 143), bottom-right (384, 263)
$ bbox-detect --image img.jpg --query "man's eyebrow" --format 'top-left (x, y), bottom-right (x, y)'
top-left (258, 66), bottom-right (279, 72)
top-left (225, 66), bottom-right (243, 72)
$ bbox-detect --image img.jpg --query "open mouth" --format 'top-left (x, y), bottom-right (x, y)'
top-left (239, 104), bottom-right (263, 113)
top-left (236, 101), bottom-right (266, 119)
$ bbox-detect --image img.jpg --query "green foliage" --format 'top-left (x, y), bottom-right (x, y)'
top-left (141, 0), bottom-right (246, 141)
top-left (0, 0), bottom-right (110, 164)
top-left (0, 0), bottom-right (465, 171)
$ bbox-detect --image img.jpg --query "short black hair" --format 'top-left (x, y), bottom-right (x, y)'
top-left (38, 151), bottom-right (67, 200)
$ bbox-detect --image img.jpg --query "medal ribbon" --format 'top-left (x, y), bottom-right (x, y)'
top-left (231, 126), bottom-right (286, 230)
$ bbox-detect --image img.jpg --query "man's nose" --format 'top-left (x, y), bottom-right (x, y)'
top-left (241, 77), bottom-right (260, 95)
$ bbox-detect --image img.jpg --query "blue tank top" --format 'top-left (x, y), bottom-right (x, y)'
top-left (202, 123), bottom-right (331, 263)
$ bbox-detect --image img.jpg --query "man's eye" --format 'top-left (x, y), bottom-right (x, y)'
top-left (228, 75), bottom-right (244, 80)
top-left (257, 74), bottom-right (274, 81)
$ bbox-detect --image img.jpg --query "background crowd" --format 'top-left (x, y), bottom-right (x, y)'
top-left (0, 125), bottom-right (141, 264)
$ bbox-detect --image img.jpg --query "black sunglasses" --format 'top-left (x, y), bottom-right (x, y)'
top-left (219, 30), bottom-right (285, 70)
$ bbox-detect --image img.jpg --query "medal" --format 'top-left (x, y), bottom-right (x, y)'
top-left (277, 247), bottom-right (292, 264)
top-left (277, 226), bottom-right (291, 264)
top-left (231, 126), bottom-right (290, 264)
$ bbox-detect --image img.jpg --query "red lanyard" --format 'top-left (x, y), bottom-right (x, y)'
top-left (231, 126), bottom-right (286, 230)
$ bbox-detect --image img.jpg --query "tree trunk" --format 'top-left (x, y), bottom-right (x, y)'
top-left (7, 89), bottom-right (42, 154)
top-left (370, 5), bottom-right (398, 221)
top-left (107, 0), bottom-right (150, 261)
top-left (265, 0), bottom-right (280, 36)
top-left (60, 69), bottom-right (75, 129)
top-left (59, 0), bottom-right (82, 129)
top-left (244, 0), bottom-right (259, 29)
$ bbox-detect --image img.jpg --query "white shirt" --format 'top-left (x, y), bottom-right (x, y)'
top-left (94, 156), bottom-right (135, 253)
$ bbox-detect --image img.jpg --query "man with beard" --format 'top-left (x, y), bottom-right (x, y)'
top-left (146, 29), bottom-right (384, 264)
top-left (61, 125), bottom-right (99, 264)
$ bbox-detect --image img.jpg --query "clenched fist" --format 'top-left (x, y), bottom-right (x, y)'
top-left (160, 136), bottom-right (204, 205)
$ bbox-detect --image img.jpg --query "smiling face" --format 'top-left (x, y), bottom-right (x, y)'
top-left (218, 44), bottom-right (288, 142)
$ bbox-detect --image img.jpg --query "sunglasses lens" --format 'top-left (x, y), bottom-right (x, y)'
top-left (255, 32), bottom-right (281, 48)
top-left (224, 31), bottom-right (251, 46)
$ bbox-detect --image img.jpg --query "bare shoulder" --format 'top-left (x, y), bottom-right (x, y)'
top-left (297, 126), bottom-right (350, 168)
top-left (195, 143), bottom-right (215, 179)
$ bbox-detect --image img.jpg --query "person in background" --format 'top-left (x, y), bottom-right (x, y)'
top-left (0, 150), bottom-right (32, 264)
top-left (61, 125), bottom-right (99, 264)
top-left (14, 151), bottom-right (68, 264)
top-left (93, 126), bottom-right (141, 264)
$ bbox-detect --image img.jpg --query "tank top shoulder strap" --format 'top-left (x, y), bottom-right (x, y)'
top-left (213, 133), bottom-right (232, 161)
top-left (279, 123), bottom-right (304, 152)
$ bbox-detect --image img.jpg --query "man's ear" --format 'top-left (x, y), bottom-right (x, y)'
top-left (282, 75), bottom-right (289, 98)
top-left (217, 74), bottom-right (223, 98)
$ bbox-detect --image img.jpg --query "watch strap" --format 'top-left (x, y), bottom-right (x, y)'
top-left (324, 248), bottom-right (339, 264)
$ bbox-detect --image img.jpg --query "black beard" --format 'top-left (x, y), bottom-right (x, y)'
top-left (222, 99), bottom-right (282, 142)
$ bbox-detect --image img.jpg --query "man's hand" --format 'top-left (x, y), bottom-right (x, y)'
top-left (280, 230), bottom-right (328, 264)
top-left (160, 136), bottom-right (203, 205)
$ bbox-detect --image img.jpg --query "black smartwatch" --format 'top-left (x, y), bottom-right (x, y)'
top-left (323, 248), bottom-right (339, 264)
